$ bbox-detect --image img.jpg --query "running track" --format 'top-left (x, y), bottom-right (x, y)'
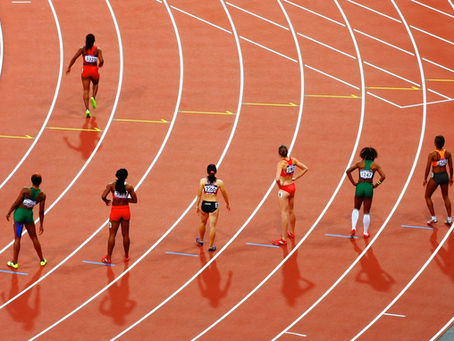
top-left (0, 0), bottom-right (453, 340)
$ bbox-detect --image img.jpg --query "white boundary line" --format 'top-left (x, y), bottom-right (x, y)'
top-left (284, 0), bottom-right (345, 26)
top-left (0, 1), bottom-right (63, 190)
top-left (193, 0), bottom-right (366, 337)
top-left (411, 0), bottom-right (454, 19)
top-left (430, 315), bottom-right (454, 341)
top-left (411, 25), bottom-right (454, 46)
top-left (30, 0), bottom-right (244, 337)
top-left (0, 0), bottom-right (125, 310)
top-left (347, 0), bottom-right (401, 22)
top-left (274, 0), bottom-right (428, 338)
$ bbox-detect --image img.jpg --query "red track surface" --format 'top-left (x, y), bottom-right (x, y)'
top-left (0, 0), bottom-right (453, 340)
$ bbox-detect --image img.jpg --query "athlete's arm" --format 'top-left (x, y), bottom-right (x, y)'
top-left (448, 151), bottom-right (453, 186)
top-left (195, 179), bottom-right (204, 213)
top-left (423, 152), bottom-right (433, 186)
top-left (66, 48), bottom-right (83, 74)
top-left (346, 163), bottom-right (359, 186)
top-left (38, 193), bottom-right (46, 235)
top-left (97, 48), bottom-right (104, 68)
top-left (6, 188), bottom-right (26, 221)
top-left (127, 185), bottom-right (138, 204)
top-left (275, 161), bottom-right (284, 187)
top-left (373, 164), bottom-right (386, 188)
top-left (102, 184), bottom-right (112, 206)
top-left (292, 158), bottom-right (308, 181)
top-left (218, 180), bottom-right (230, 211)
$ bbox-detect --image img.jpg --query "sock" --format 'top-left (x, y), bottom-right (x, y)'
top-left (352, 209), bottom-right (359, 230)
top-left (363, 214), bottom-right (370, 235)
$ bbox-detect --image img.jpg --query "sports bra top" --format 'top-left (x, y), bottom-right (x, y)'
top-left (203, 182), bottom-right (218, 195)
top-left (22, 187), bottom-right (41, 209)
top-left (280, 158), bottom-right (296, 177)
top-left (359, 160), bottom-right (374, 180)
top-left (83, 46), bottom-right (98, 65)
top-left (432, 149), bottom-right (448, 167)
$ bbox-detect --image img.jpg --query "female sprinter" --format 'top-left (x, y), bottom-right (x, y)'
top-left (423, 135), bottom-right (453, 225)
top-left (195, 164), bottom-right (230, 252)
top-left (66, 33), bottom-right (104, 118)
top-left (346, 147), bottom-right (385, 238)
top-left (101, 169), bottom-right (137, 263)
top-left (6, 173), bottom-right (47, 269)
top-left (273, 145), bottom-right (308, 246)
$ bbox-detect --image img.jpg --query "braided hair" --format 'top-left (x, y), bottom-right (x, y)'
top-left (85, 33), bottom-right (95, 50)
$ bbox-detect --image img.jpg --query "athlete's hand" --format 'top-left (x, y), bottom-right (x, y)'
top-left (226, 204), bottom-right (231, 211)
top-left (38, 225), bottom-right (44, 235)
top-left (6, 213), bottom-right (10, 221)
top-left (450, 179), bottom-right (453, 186)
top-left (423, 179), bottom-right (428, 186)
top-left (196, 207), bottom-right (201, 215)
top-left (103, 199), bottom-right (111, 206)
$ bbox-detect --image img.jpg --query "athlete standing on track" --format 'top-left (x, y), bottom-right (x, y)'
top-left (6, 173), bottom-right (47, 269)
top-left (102, 169), bottom-right (137, 264)
top-left (424, 135), bottom-right (453, 225)
top-left (346, 147), bottom-right (385, 238)
top-left (273, 145), bottom-right (308, 246)
top-left (66, 33), bottom-right (104, 118)
top-left (195, 164), bottom-right (230, 252)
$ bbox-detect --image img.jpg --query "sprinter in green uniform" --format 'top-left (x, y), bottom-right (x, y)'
top-left (6, 173), bottom-right (47, 269)
top-left (346, 147), bottom-right (385, 238)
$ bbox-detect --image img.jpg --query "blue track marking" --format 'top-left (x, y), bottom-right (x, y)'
top-left (325, 233), bottom-right (358, 239)
top-left (0, 269), bottom-right (28, 276)
top-left (246, 242), bottom-right (280, 248)
top-left (401, 224), bottom-right (434, 230)
top-left (165, 251), bottom-right (198, 257)
top-left (83, 260), bottom-right (115, 266)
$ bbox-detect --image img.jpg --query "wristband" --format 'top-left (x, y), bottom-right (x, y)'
top-left (376, 180), bottom-right (381, 185)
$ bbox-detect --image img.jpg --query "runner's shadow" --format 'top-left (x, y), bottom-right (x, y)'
top-left (1, 267), bottom-right (43, 331)
top-left (63, 117), bottom-right (101, 160)
top-left (351, 238), bottom-right (395, 291)
top-left (99, 264), bottom-right (136, 325)
top-left (430, 228), bottom-right (454, 283)
top-left (197, 248), bottom-right (232, 308)
top-left (281, 245), bottom-right (314, 307)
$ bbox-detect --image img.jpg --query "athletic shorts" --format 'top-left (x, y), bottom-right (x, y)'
top-left (110, 205), bottom-right (130, 221)
top-left (280, 183), bottom-right (296, 197)
top-left (81, 65), bottom-right (99, 81)
top-left (13, 207), bottom-right (34, 224)
top-left (432, 172), bottom-right (450, 185)
top-left (355, 181), bottom-right (373, 198)
top-left (201, 201), bottom-right (218, 213)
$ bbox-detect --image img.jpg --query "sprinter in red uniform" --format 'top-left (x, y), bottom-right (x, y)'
top-left (66, 33), bottom-right (104, 118)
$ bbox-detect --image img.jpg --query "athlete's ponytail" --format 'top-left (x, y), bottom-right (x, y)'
top-left (115, 168), bottom-right (128, 195)
top-left (207, 164), bottom-right (217, 184)
top-left (85, 33), bottom-right (95, 50)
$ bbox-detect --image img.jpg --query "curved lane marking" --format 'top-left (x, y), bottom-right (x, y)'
top-left (274, 0), bottom-right (427, 338)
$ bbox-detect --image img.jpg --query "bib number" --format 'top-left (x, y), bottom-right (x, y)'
top-left (359, 169), bottom-right (373, 180)
top-left (84, 55), bottom-right (97, 63)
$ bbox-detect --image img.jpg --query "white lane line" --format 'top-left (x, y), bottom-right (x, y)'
top-left (285, 331), bottom-right (307, 337)
top-left (430, 315), bottom-right (454, 341)
top-left (11, 1), bottom-right (32, 3)
top-left (423, 57), bottom-right (454, 74)
top-left (273, 0), bottom-right (428, 336)
top-left (347, 0), bottom-right (401, 22)
top-left (427, 88), bottom-right (452, 100)
top-left (0, 0), bottom-right (125, 311)
top-left (305, 64), bottom-right (360, 90)
top-left (354, 29), bottom-right (414, 56)
top-left (240, 35), bottom-right (297, 62)
top-left (297, 32), bottom-right (356, 59)
top-left (411, 25), bottom-right (454, 46)
top-left (352, 225), bottom-right (454, 340)
top-left (227, 1), bottom-right (289, 30)
top-left (284, 0), bottom-right (345, 26)
top-left (0, 0), bottom-right (62, 190)
top-left (31, 0), bottom-right (244, 336)
top-left (363, 61), bottom-right (420, 86)
top-left (194, 0), bottom-right (366, 338)
top-left (400, 98), bottom-right (454, 108)
top-left (383, 312), bottom-right (406, 318)
top-left (110, 0), bottom-right (248, 338)
top-left (171, 5), bottom-right (232, 34)
top-left (411, 0), bottom-right (454, 19)
top-left (366, 91), bottom-right (402, 108)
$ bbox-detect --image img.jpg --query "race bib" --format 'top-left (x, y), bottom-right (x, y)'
top-left (437, 159), bottom-right (448, 167)
top-left (286, 164), bottom-right (296, 174)
top-left (22, 198), bottom-right (37, 208)
top-left (359, 169), bottom-right (374, 180)
top-left (204, 184), bottom-right (218, 194)
top-left (84, 55), bottom-right (98, 63)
